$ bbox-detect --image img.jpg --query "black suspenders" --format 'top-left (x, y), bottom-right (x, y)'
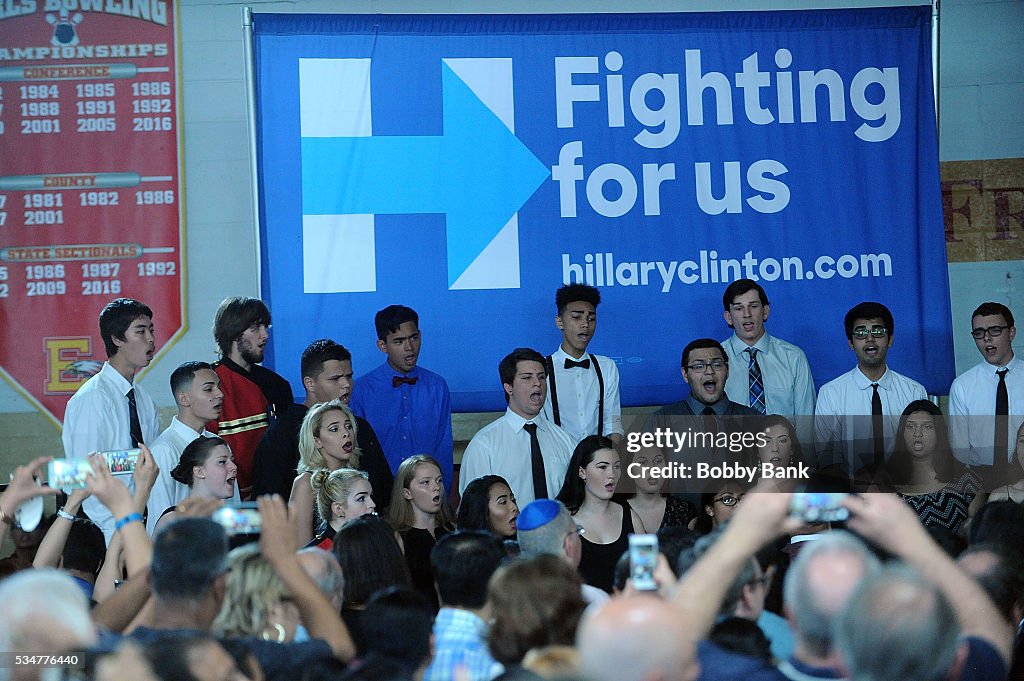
top-left (546, 353), bottom-right (605, 436)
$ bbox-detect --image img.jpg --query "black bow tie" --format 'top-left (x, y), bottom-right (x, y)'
top-left (564, 358), bottom-right (591, 370)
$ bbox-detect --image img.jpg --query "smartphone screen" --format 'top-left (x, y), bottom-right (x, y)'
top-left (629, 533), bottom-right (659, 591)
top-left (211, 503), bottom-right (261, 536)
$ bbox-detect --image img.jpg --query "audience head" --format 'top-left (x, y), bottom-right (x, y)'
top-left (214, 543), bottom-right (297, 642)
top-left (360, 587), bottom-right (434, 674)
top-left (0, 568), bottom-right (98, 676)
top-left (969, 500), bottom-right (1024, 556)
top-left (722, 279), bottom-right (770, 345)
top-left (680, 338), bottom-right (729, 405)
top-left (555, 435), bottom-right (619, 513)
top-left (301, 338), bottom-right (354, 405)
top-left (577, 594), bottom-right (699, 681)
top-left (516, 499), bottom-right (582, 567)
top-left (213, 296), bottom-right (271, 361)
top-left (170, 436), bottom-right (236, 499)
top-left (431, 530), bottom-right (507, 610)
top-left (143, 632), bottom-right (247, 681)
top-left (150, 517), bottom-right (229, 602)
top-left (296, 547), bottom-right (346, 611)
top-left (971, 301), bottom-right (1016, 367)
top-left (169, 361), bottom-right (222, 422)
top-left (957, 542), bottom-right (1024, 625)
top-left (389, 454), bottom-right (454, 533)
top-left (498, 347), bottom-right (548, 415)
top-left (99, 297), bottom-right (154, 359)
top-left (298, 399), bottom-right (360, 473)
top-left (311, 468), bottom-right (375, 531)
top-left (486, 555), bottom-right (586, 666)
top-left (374, 305), bottom-right (420, 373)
top-left (456, 475), bottom-right (520, 538)
top-left (333, 515), bottom-right (410, 608)
top-left (783, 531), bottom-right (881, 659)
top-left (61, 518), bottom-right (106, 578)
top-left (835, 563), bottom-right (960, 681)
top-left (678, 527), bottom-right (764, 620)
top-left (555, 283), bottom-right (600, 357)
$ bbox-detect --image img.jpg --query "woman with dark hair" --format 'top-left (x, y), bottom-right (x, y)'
top-left (456, 475), bottom-right (520, 538)
top-left (153, 436), bottom-right (236, 534)
top-left (555, 435), bottom-right (644, 593)
top-left (333, 515), bottom-right (411, 656)
top-left (876, 399), bottom-right (984, 534)
top-left (690, 479), bottom-right (746, 535)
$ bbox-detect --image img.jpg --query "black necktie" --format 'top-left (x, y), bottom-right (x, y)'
top-left (564, 358), bottom-right (591, 370)
top-left (996, 369), bottom-right (1009, 465)
top-left (871, 383), bottom-right (883, 469)
top-left (127, 388), bottom-right (144, 447)
top-left (523, 423), bottom-right (548, 500)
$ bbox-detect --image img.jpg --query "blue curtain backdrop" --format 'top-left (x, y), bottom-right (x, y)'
top-left (252, 7), bottom-right (950, 411)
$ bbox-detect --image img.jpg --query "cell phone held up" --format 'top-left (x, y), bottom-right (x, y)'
top-left (211, 502), bottom-right (262, 536)
top-left (46, 449), bottom-right (141, 488)
top-left (629, 533), bottom-right (659, 592)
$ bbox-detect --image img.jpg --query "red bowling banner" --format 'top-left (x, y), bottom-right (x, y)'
top-left (0, 0), bottom-right (184, 426)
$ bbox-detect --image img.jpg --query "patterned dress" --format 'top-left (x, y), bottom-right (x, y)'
top-left (898, 469), bottom-right (982, 534)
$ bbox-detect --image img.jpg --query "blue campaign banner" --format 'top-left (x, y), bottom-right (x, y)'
top-left (251, 8), bottom-right (951, 412)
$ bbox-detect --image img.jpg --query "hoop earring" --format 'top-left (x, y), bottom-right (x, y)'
top-left (262, 623), bottom-right (286, 643)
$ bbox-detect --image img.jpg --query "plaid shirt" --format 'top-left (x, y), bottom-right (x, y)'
top-left (423, 607), bottom-right (503, 681)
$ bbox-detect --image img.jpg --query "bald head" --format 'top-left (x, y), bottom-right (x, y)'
top-left (297, 547), bottom-right (345, 610)
top-left (785, 532), bottom-right (879, 659)
top-left (576, 595), bottom-right (699, 681)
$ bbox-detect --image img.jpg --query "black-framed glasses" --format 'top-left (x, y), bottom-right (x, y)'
top-left (686, 359), bottom-right (727, 372)
top-left (971, 325), bottom-right (1009, 339)
top-left (851, 326), bottom-right (888, 340)
top-left (714, 494), bottom-right (743, 507)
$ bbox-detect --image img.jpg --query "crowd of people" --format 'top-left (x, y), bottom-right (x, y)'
top-left (1, 280), bottom-right (1023, 681)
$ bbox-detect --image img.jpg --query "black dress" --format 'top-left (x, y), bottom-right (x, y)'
top-left (578, 503), bottom-right (634, 593)
top-left (400, 526), bottom-right (449, 611)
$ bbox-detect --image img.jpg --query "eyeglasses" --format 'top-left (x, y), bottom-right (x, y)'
top-left (748, 574), bottom-right (771, 589)
top-left (851, 326), bottom-right (888, 340)
top-left (971, 325), bottom-right (1009, 339)
top-left (686, 359), bottom-right (727, 372)
top-left (713, 494), bottom-right (743, 507)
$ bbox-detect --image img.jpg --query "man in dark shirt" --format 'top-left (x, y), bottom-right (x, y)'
top-left (253, 339), bottom-right (393, 507)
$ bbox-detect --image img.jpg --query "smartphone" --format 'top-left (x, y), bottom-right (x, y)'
top-left (211, 502), bottom-right (261, 536)
top-left (629, 533), bottom-right (659, 592)
top-left (47, 459), bottom-right (93, 489)
top-left (790, 492), bottom-right (849, 523)
top-left (101, 448), bottom-right (140, 475)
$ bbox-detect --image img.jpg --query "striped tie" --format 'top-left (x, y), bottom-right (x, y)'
top-left (747, 347), bottom-right (766, 415)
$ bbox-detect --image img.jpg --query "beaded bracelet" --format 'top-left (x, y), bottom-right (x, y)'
top-left (56, 508), bottom-right (76, 522)
top-left (114, 512), bottom-right (143, 532)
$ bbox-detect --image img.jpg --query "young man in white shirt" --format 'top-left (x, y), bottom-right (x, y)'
top-left (146, 361), bottom-right (226, 533)
top-left (62, 298), bottom-right (161, 540)
top-left (460, 348), bottom-right (576, 507)
top-left (949, 302), bottom-right (1022, 469)
top-left (815, 301), bottom-right (927, 475)
top-left (720, 279), bottom-right (815, 442)
top-left (543, 284), bottom-right (623, 445)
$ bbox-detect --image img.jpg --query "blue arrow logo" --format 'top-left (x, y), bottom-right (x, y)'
top-left (301, 61), bottom-right (550, 288)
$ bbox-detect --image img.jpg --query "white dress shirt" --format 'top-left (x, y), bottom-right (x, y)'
top-left (62, 361), bottom-right (160, 541)
top-left (949, 355), bottom-right (1024, 466)
top-left (722, 333), bottom-right (816, 419)
top-left (542, 346), bottom-right (623, 441)
top-left (814, 366), bottom-right (927, 473)
top-left (460, 409), bottom-right (577, 507)
top-left (145, 417), bottom-right (214, 534)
